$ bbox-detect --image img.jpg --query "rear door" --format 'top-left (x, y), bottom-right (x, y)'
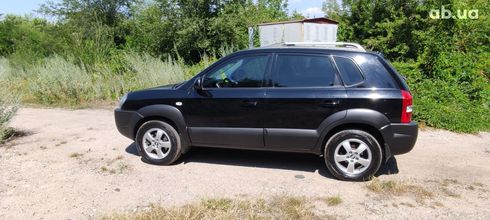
top-left (263, 52), bottom-right (347, 150)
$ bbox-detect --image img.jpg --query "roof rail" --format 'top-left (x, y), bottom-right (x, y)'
top-left (282, 42), bottom-right (366, 51)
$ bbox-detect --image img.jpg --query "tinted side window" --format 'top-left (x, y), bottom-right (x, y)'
top-left (355, 55), bottom-right (398, 88)
top-left (203, 55), bottom-right (269, 88)
top-left (272, 54), bottom-right (339, 87)
top-left (334, 56), bottom-right (363, 85)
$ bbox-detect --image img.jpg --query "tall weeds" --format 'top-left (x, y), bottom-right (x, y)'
top-left (29, 55), bottom-right (93, 105)
top-left (2, 53), bottom-right (187, 107)
top-left (0, 58), bottom-right (20, 141)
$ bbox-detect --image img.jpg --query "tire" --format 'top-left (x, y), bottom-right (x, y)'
top-left (135, 120), bottom-right (182, 165)
top-left (324, 129), bottom-right (382, 181)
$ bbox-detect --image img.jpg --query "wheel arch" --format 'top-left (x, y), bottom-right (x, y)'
top-left (134, 104), bottom-right (191, 153)
top-left (316, 109), bottom-right (391, 161)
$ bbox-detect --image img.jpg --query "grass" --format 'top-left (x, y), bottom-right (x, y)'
top-left (0, 127), bottom-right (15, 144)
top-left (366, 178), bottom-right (434, 202)
top-left (101, 166), bottom-right (110, 173)
top-left (431, 201), bottom-right (444, 207)
top-left (0, 78), bottom-right (19, 143)
top-left (0, 53), bottom-right (185, 107)
top-left (107, 155), bottom-right (124, 165)
top-left (324, 196), bottom-right (343, 206)
top-left (399, 202), bottom-right (415, 208)
top-left (440, 179), bottom-right (460, 187)
top-left (437, 179), bottom-right (461, 198)
top-left (101, 156), bottom-right (131, 174)
top-left (69, 152), bottom-right (84, 158)
top-left (472, 182), bottom-right (484, 187)
top-left (440, 187), bottom-right (461, 198)
top-left (102, 196), bottom-right (319, 220)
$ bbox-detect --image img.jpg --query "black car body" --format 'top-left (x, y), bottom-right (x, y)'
top-left (115, 44), bottom-right (418, 181)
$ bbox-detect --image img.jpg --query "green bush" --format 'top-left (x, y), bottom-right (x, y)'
top-left (393, 61), bottom-right (490, 133)
top-left (124, 52), bottom-right (185, 89)
top-left (9, 53), bottom-right (188, 106)
top-left (29, 55), bottom-right (94, 106)
top-left (0, 64), bottom-right (19, 141)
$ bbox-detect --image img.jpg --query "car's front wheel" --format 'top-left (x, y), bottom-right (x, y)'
top-left (135, 120), bottom-right (181, 165)
top-left (324, 129), bottom-right (382, 181)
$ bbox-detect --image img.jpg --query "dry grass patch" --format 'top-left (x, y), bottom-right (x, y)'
top-left (366, 178), bottom-right (433, 202)
top-left (69, 152), bottom-right (84, 158)
top-left (437, 179), bottom-right (462, 198)
top-left (56, 140), bottom-right (68, 146)
top-left (324, 196), bottom-right (342, 206)
top-left (399, 202), bottom-right (415, 208)
top-left (103, 196), bottom-right (320, 220)
top-left (107, 155), bottom-right (124, 165)
top-left (440, 179), bottom-right (459, 187)
top-left (432, 201), bottom-right (444, 207)
top-left (0, 127), bottom-right (15, 144)
top-left (101, 163), bottom-right (131, 174)
top-left (472, 182), bottom-right (484, 187)
top-left (440, 187), bottom-right (460, 198)
top-left (0, 129), bottom-right (31, 146)
top-left (100, 156), bottom-right (131, 175)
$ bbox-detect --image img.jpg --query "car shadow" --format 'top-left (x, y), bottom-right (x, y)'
top-left (124, 143), bottom-right (398, 179)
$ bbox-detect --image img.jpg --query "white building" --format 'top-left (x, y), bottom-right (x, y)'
top-left (251, 18), bottom-right (339, 47)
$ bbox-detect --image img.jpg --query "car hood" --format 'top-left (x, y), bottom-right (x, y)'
top-left (141, 81), bottom-right (187, 91)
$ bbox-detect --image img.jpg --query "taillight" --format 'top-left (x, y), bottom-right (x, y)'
top-left (401, 90), bottom-right (413, 123)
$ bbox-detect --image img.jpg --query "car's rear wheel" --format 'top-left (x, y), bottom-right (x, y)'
top-left (136, 120), bottom-right (181, 165)
top-left (324, 129), bottom-right (382, 181)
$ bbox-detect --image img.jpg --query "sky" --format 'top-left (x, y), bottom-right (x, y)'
top-left (0, 0), bottom-right (325, 18)
top-left (289, 0), bottom-right (325, 18)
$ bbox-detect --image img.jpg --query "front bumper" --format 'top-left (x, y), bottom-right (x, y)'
top-left (114, 108), bottom-right (143, 139)
top-left (380, 121), bottom-right (418, 155)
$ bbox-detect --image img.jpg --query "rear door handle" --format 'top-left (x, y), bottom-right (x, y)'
top-left (241, 100), bottom-right (258, 107)
top-left (319, 100), bottom-right (340, 107)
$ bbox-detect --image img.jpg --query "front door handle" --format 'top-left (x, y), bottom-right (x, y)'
top-left (241, 100), bottom-right (258, 107)
top-left (319, 100), bottom-right (340, 107)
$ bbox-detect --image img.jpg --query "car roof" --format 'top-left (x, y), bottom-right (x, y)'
top-left (233, 46), bottom-right (376, 57)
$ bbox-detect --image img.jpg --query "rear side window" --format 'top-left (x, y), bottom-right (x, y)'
top-left (334, 56), bottom-right (363, 85)
top-left (272, 54), bottom-right (339, 87)
top-left (355, 55), bottom-right (398, 89)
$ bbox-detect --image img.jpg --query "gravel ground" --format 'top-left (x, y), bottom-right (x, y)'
top-left (0, 107), bottom-right (489, 219)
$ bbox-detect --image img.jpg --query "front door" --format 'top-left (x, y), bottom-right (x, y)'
top-left (183, 53), bottom-right (271, 148)
top-left (263, 53), bottom-right (347, 150)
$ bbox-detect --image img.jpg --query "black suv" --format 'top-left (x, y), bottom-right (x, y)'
top-left (115, 43), bottom-right (418, 181)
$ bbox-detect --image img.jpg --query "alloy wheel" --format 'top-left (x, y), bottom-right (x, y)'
top-left (142, 128), bottom-right (172, 159)
top-left (333, 138), bottom-right (372, 175)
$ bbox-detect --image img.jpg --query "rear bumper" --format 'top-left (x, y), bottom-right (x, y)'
top-left (114, 108), bottom-right (143, 140)
top-left (380, 121), bottom-right (418, 155)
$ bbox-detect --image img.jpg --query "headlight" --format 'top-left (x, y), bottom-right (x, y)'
top-left (118, 93), bottom-right (128, 108)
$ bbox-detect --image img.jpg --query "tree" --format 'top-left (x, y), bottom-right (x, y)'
top-left (126, 0), bottom-right (290, 62)
top-left (39, 0), bottom-right (136, 27)
top-left (322, 0), bottom-right (340, 20)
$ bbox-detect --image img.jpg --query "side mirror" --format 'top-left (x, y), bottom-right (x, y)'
top-left (194, 77), bottom-right (203, 91)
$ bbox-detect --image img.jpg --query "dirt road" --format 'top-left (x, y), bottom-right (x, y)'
top-left (0, 108), bottom-right (489, 219)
